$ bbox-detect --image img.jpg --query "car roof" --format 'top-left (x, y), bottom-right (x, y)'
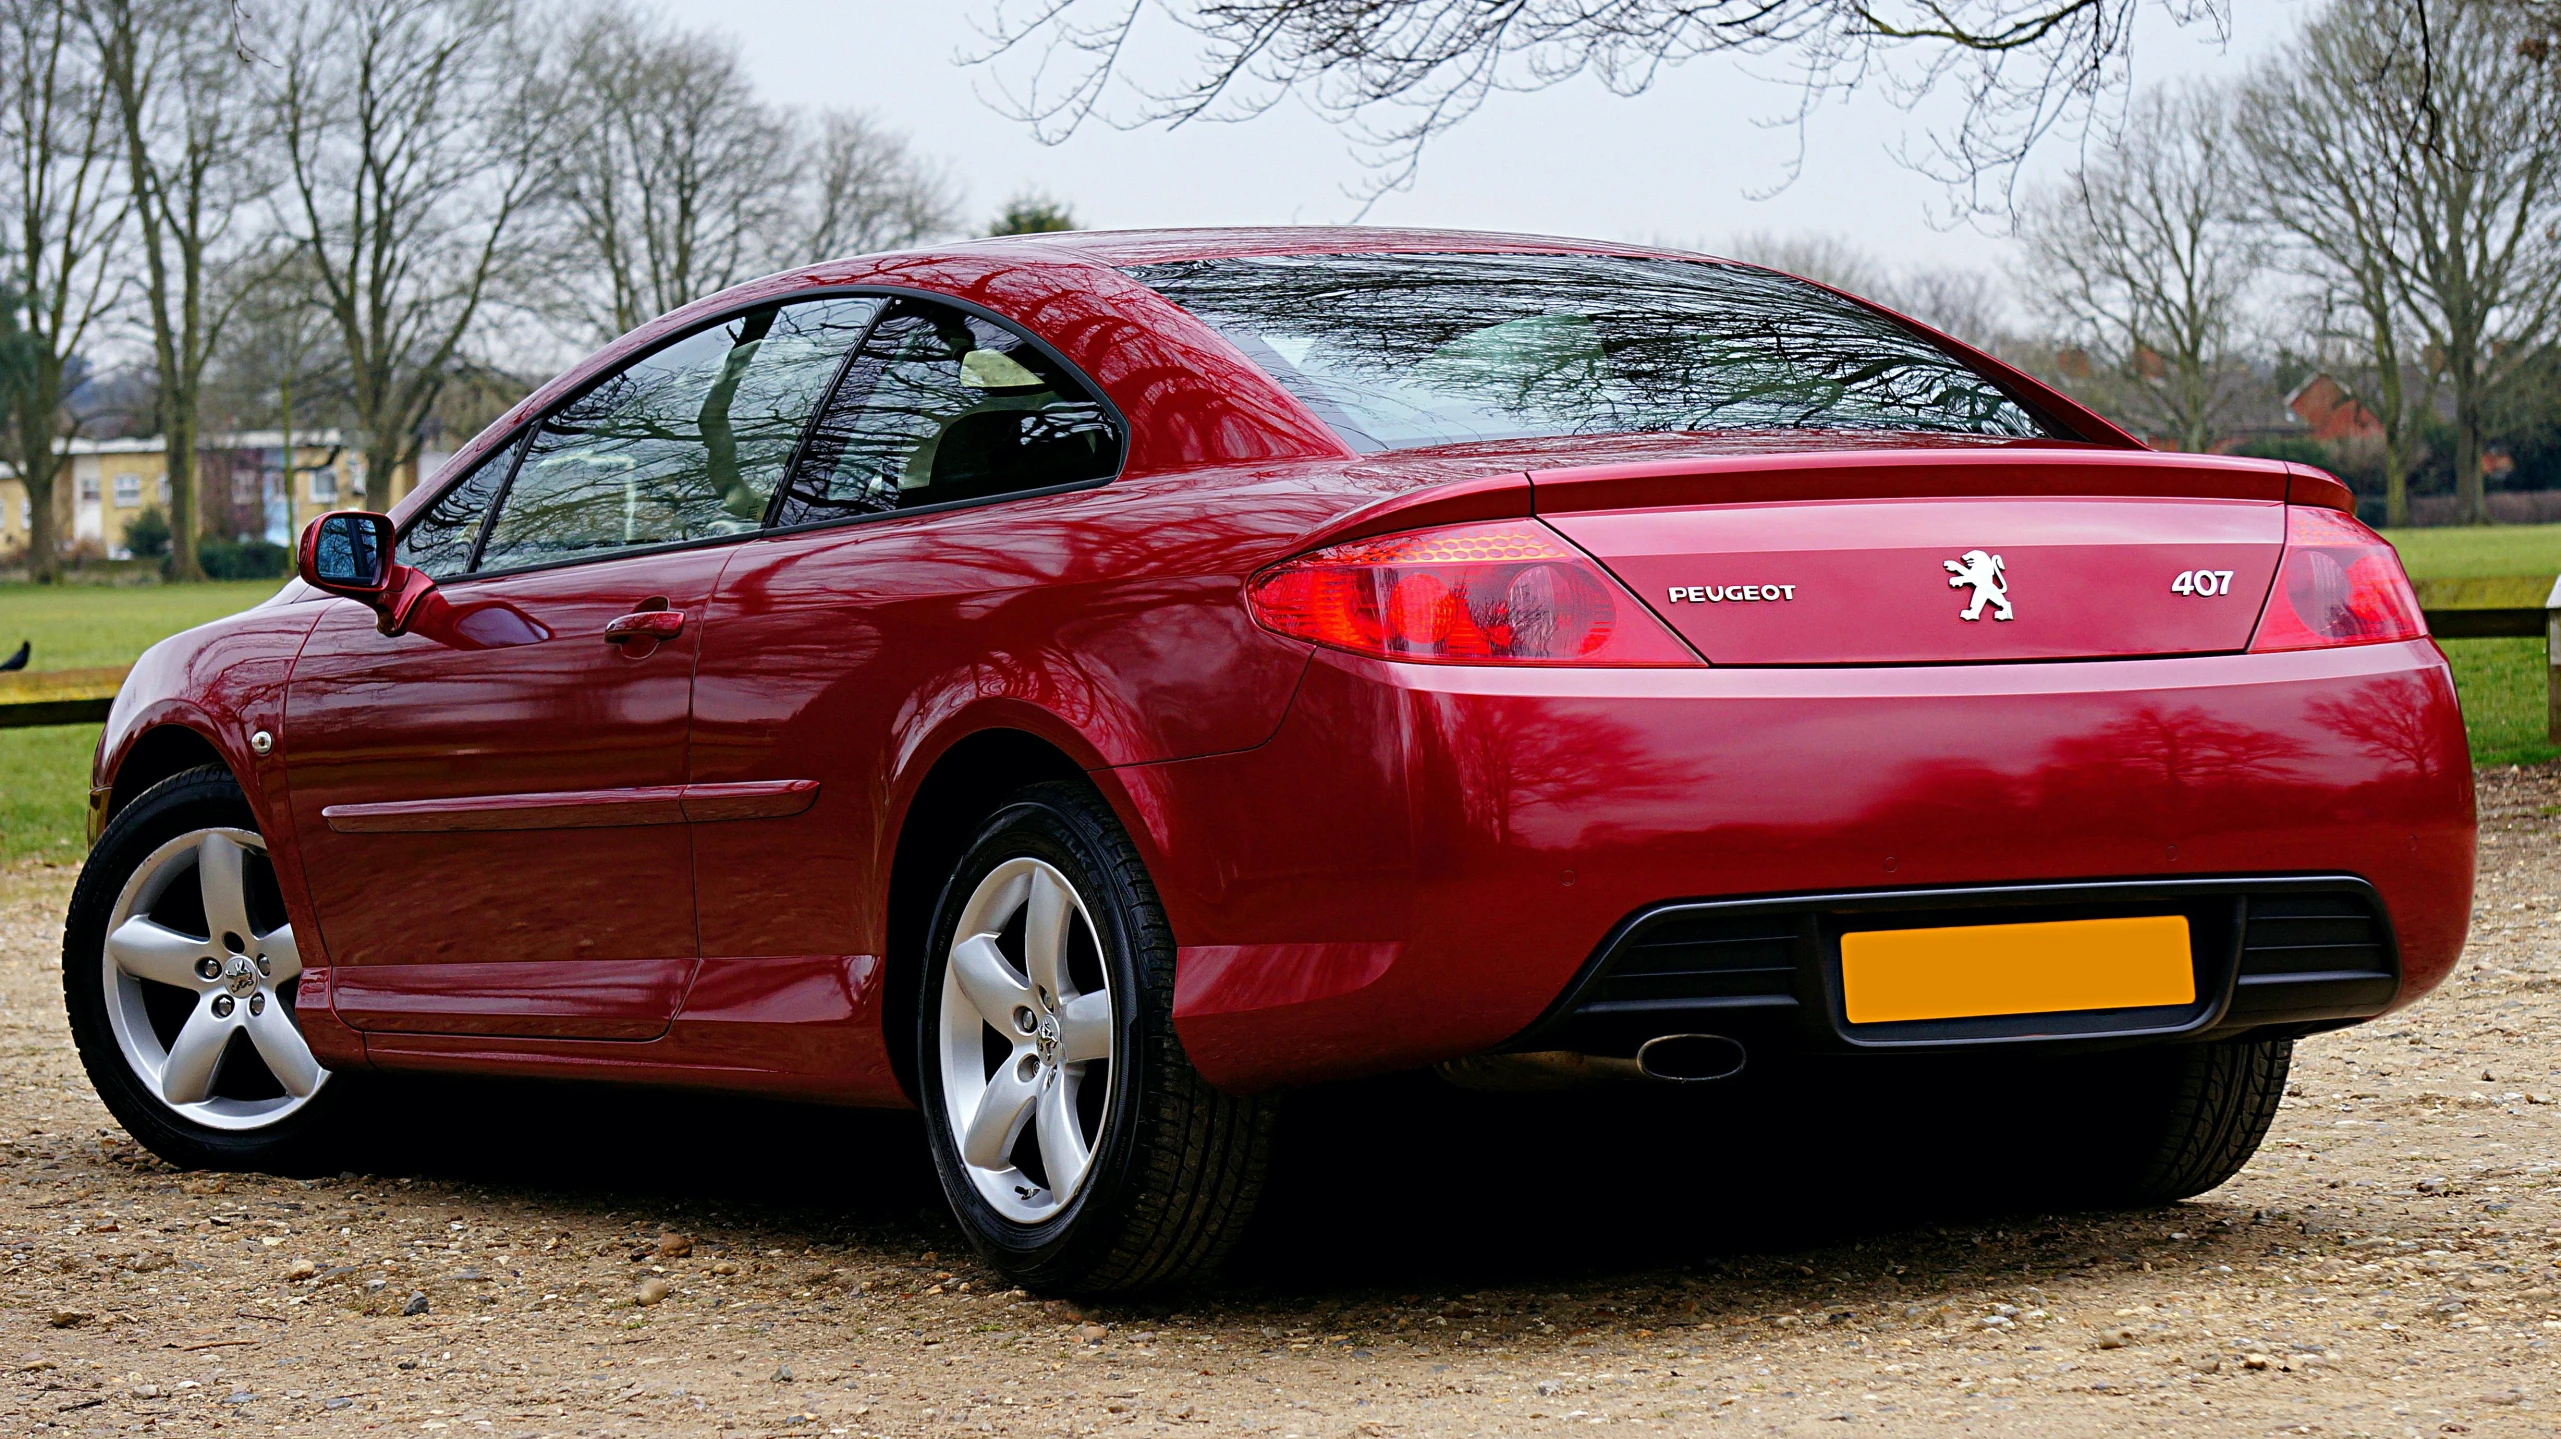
top-left (924, 226), bottom-right (1728, 270)
top-left (389, 226), bottom-right (2133, 527)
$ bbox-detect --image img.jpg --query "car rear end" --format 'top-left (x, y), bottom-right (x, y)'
top-left (1109, 243), bottom-right (2474, 1103)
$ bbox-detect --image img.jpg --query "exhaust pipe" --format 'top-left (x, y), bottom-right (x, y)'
top-left (1435, 1050), bottom-right (1645, 1092)
top-left (1635, 1033), bottom-right (1747, 1084)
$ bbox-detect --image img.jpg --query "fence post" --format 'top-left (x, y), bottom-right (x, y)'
top-left (2549, 576), bottom-right (2561, 745)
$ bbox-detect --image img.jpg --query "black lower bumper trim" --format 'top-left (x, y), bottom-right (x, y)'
top-left (1515, 875), bottom-right (2401, 1058)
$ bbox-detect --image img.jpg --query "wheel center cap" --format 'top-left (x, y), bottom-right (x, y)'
top-left (1035, 1013), bottom-right (1060, 1065)
top-left (222, 956), bottom-right (259, 997)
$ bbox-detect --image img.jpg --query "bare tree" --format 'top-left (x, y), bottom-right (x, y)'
top-left (1716, 232), bottom-right (2010, 346)
top-left (2021, 82), bottom-right (2257, 452)
top-left (553, 7), bottom-right (959, 344)
top-left (554, 6), bottom-right (788, 341)
top-left (0, 0), bottom-right (124, 582)
top-left (1721, 230), bottom-right (1890, 296)
top-left (972, 1), bottom-right (2231, 211)
top-left (259, 0), bottom-right (564, 510)
top-left (2235, 3), bottom-right (2434, 525)
top-left (2321, 0), bottom-right (2561, 526)
top-left (90, 0), bottom-right (265, 580)
top-left (1890, 266), bottom-right (2008, 349)
top-left (797, 109), bottom-right (963, 260)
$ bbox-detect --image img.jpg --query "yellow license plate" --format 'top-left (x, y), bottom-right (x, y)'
top-left (1839, 914), bottom-right (2194, 1024)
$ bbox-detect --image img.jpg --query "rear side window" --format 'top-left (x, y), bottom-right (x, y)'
top-left (474, 296), bottom-right (880, 573)
top-left (399, 437), bottom-right (519, 580)
top-left (1127, 252), bottom-right (2054, 451)
top-left (771, 300), bottom-right (1120, 527)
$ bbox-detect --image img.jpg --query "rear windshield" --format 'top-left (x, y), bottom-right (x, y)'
top-left (1127, 252), bottom-right (2054, 452)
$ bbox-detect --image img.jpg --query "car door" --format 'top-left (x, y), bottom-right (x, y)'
top-left (686, 298), bottom-right (1125, 976)
top-left (283, 297), bottom-right (879, 1039)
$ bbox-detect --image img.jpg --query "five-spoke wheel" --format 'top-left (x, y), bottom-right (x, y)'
top-left (101, 828), bottom-right (324, 1126)
top-left (65, 765), bottom-right (349, 1170)
top-left (936, 857), bottom-right (1115, 1222)
top-left (918, 783), bottom-right (1275, 1295)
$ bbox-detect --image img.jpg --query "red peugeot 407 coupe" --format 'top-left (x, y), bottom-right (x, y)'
top-left (66, 230), bottom-right (2474, 1293)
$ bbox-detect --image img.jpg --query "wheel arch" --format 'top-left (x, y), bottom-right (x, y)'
top-left (881, 727), bottom-right (1092, 1100)
top-left (103, 721), bottom-right (232, 832)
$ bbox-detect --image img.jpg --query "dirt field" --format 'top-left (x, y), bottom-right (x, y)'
top-left (5, 769), bottom-right (2560, 1437)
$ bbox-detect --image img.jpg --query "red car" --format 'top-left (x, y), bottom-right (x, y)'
top-left (65, 230), bottom-right (2474, 1294)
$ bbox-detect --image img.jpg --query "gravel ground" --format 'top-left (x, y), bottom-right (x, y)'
top-left (5, 767), bottom-right (2560, 1438)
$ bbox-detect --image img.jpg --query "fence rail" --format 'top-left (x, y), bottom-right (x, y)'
top-left (0, 666), bottom-right (127, 729)
top-left (2424, 608), bottom-right (2547, 639)
top-left (3, 593), bottom-right (2558, 736)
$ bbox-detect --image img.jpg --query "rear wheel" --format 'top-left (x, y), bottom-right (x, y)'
top-left (63, 765), bottom-right (354, 1171)
top-left (917, 782), bottom-right (1275, 1294)
top-left (2057, 1037), bottom-right (2294, 1206)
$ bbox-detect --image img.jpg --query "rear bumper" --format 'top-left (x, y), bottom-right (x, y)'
top-left (1113, 639), bottom-right (2475, 1092)
top-left (1518, 875), bottom-right (2399, 1060)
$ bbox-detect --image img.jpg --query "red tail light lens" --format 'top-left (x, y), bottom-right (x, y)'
top-left (1248, 522), bottom-right (1700, 665)
top-left (2248, 507), bottom-right (2426, 652)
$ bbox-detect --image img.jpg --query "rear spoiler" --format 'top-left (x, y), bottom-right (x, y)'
top-left (1298, 449), bottom-right (2355, 551)
top-left (1525, 450), bottom-right (2355, 517)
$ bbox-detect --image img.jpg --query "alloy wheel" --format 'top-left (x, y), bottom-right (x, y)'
top-left (936, 857), bottom-right (1116, 1223)
top-left (99, 828), bottom-right (325, 1130)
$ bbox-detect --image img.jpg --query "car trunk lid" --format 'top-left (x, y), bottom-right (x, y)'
top-left (1532, 451), bottom-right (2297, 664)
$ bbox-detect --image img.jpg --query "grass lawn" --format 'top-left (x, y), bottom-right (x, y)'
top-left (2380, 521), bottom-right (2561, 583)
top-left (0, 578), bottom-right (288, 669)
top-left (2377, 524), bottom-right (2559, 768)
top-left (2439, 637), bottom-right (2556, 767)
top-left (0, 579), bottom-right (286, 865)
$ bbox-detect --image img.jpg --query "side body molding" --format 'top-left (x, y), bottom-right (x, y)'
top-left (322, 780), bottom-right (820, 834)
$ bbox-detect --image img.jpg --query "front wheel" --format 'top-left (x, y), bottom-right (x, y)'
top-left (63, 765), bottom-right (354, 1171)
top-left (917, 782), bottom-right (1274, 1294)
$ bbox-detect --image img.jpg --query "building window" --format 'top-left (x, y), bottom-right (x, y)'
top-left (308, 465), bottom-right (337, 503)
top-left (113, 473), bottom-right (140, 507)
top-left (77, 476), bottom-right (99, 502)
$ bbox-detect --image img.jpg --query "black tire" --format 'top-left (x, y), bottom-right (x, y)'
top-left (917, 781), bottom-right (1276, 1294)
top-left (2056, 1037), bottom-right (2294, 1207)
top-left (63, 764), bottom-right (359, 1172)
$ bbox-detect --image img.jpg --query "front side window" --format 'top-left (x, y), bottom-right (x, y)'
top-left (771, 300), bottom-right (1121, 527)
top-left (399, 437), bottom-right (520, 580)
top-left (474, 297), bottom-right (881, 573)
top-left (1127, 252), bottom-right (2055, 451)
top-left (114, 474), bottom-right (140, 506)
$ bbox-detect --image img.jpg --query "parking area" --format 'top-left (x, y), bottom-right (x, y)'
top-left (3, 767), bottom-right (2559, 1437)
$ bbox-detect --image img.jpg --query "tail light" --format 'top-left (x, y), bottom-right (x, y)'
top-left (1248, 521), bottom-right (1700, 665)
top-left (2248, 507), bottom-right (2426, 652)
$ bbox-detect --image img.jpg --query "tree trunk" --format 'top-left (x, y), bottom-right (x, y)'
top-left (279, 369), bottom-right (295, 540)
top-left (2373, 346), bottom-right (2411, 529)
top-left (2383, 434), bottom-right (2410, 528)
top-left (165, 410), bottom-right (200, 577)
top-left (11, 358), bottom-right (66, 583)
top-left (366, 433), bottom-right (404, 512)
top-left (2451, 360), bottom-right (2486, 525)
top-left (17, 451), bottom-right (60, 584)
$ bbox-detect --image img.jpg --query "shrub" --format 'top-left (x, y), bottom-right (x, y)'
top-left (198, 536), bottom-right (290, 580)
top-left (121, 504), bottom-right (172, 560)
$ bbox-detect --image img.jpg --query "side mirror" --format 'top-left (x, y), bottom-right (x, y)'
top-left (299, 511), bottom-right (434, 636)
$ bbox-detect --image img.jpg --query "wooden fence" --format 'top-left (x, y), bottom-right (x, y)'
top-left (0, 666), bottom-right (128, 729)
top-left (6, 580), bottom-right (2559, 737)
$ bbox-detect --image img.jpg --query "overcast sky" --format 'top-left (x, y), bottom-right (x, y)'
top-left (655, 0), bottom-right (2311, 276)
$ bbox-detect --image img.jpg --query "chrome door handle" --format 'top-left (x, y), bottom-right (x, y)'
top-left (603, 610), bottom-right (686, 644)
